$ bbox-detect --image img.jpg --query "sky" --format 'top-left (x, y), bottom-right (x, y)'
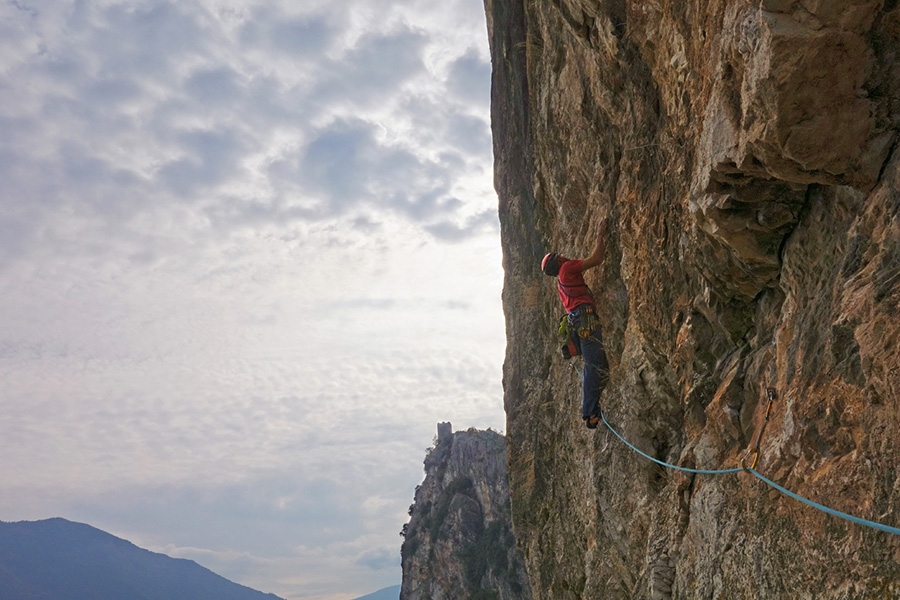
top-left (0, 1), bottom-right (505, 599)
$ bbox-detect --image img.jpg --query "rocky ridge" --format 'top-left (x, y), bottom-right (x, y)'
top-left (486, 0), bottom-right (900, 598)
top-left (400, 424), bottom-right (531, 600)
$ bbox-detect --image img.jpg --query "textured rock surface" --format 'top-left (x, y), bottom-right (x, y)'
top-left (486, 0), bottom-right (900, 598)
top-left (400, 426), bottom-right (532, 600)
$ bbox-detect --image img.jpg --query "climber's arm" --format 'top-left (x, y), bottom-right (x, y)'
top-left (579, 219), bottom-right (608, 271)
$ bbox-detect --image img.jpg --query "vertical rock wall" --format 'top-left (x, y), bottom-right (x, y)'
top-left (486, 0), bottom-right (900, 597)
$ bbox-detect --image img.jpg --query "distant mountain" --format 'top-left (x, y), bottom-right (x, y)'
top-left (352, 584), bottom-right (400, 600)
top-left (0, 518), bottom-right (283, 600)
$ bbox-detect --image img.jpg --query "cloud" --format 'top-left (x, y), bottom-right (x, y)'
top-left (0, 5), bottom-right (494, 266)
top-left (158, 127), bottom-right (254, 197)
top-left (446, 48), bottom-right (492, 107)
top-left (183, 67), bottom-right (244, 106)
top-left (425, 209), bottom-right (499, 242)
top-left (401, 94), bottom-right (492, 159)
top-left (98, 477), bottom-right (373, 553)
top-left (0, 0), bottom-right (496, 273)
top-left (445, 111), bottom-right (492, 156)
top-left (95, 3), bottom-right (209, 77)
top-left (310, 27), bottom-right (429, 108)
top-left (270, 117), bottom-right (469, 224)
top-left (0, 3), bottom-right (502, 600)
top-left (355, 547), bottom-right (399, 571)
top-left (240, 9), bottom-right (340, 59)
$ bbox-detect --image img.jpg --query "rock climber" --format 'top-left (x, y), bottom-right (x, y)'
top-left (541, 220), bottom-right (610, 429)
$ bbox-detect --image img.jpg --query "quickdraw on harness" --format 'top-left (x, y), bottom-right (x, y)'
top-left (557, 305), bottom-right (600, 360)
top-left (557, 315), bottom-right (581, 359)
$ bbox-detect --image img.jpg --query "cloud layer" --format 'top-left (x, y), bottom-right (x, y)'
top-left (0, 0), bottom-right (495, 266)
top-left (0, 1), bottom-right (502, 599)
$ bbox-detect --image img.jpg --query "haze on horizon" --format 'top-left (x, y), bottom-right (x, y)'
top-left (0, 1), bottom-right (505, 599)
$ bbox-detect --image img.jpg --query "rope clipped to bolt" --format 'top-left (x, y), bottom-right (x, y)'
top-left (740, 387), bottom-right (776, 472)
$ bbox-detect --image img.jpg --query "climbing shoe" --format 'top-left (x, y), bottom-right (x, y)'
top-left (585, 414), bottom-right (600, 429)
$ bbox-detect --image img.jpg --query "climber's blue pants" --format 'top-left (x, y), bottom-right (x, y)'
top-left (580, 326), bottom-right (609, 419)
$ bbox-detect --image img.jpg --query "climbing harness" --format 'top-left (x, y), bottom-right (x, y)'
top-left (570, 363), bottom-right (900, 536)
top-left (567, 304), bottom-right (600, 338)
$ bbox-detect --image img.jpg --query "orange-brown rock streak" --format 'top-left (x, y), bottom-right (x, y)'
top-left (487, 0), bottom-right (900, 597)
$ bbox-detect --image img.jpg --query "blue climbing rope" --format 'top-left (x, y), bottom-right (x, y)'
top-left (599, 410), bottom-right (743, 475)
top-left (569, 363), bottom-right (900, 535)
top-left (745, 468), bottom-right (900, 536)
top-left (601, 406), bottom-right (900, 535)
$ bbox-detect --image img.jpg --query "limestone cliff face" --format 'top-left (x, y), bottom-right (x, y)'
top-left (486, 0), bottom-right (900, 598)
top-left (400, 425), bottom-right (532, 600)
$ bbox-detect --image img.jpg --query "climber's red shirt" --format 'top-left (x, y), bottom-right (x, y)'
top-left (557, 259), bottom-right (595, 313)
